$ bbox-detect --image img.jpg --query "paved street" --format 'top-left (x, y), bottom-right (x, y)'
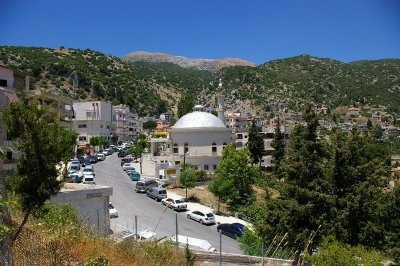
top-left (93, 152), bottom-right (244, 254)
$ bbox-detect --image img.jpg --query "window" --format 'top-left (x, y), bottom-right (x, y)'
top-left (213, 165), bottom-right (217, 170)
top-left (78, 136), bottom-right (87, 141)
top-left (0, 79), bottom-right (7, 87)
top-left (173, 143), bottom-right (178, 154)
top-left (184, 143), bottom-right (188, 153)
top-left (78, 124), bottom-right (87, 128)
top-left (212, 142), bottom-right (217, 153)
top-left (204, 165), bottom-right (209, 170)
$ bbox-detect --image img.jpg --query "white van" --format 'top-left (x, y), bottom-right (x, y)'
top-left (146, 187), bottom-right (167, 201)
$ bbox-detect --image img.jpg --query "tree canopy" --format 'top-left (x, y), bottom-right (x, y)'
top-left (208, 143), bottom-right (258, 212)
top-left (247, 120), bottom-right (265, 166)
top-left (1, 95), bottom-right (77, 243)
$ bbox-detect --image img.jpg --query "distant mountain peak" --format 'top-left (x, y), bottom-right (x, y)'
top-left (122, 51), bottom-right (256, 71)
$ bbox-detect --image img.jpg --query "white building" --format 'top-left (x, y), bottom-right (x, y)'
top-left (150, 105), bottom-right (234, 178)
top-left (72, 101), bottom-right (114, 154)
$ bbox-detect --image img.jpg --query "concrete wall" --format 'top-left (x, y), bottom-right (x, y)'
top-left (50, 183), bottom-right (113, 236)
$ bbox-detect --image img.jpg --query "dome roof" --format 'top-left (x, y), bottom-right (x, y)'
top-left (173, 111), bottom-right (226, 129)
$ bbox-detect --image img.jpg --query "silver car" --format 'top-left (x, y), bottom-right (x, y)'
top-left (187, 210), bottom-right (215, 224)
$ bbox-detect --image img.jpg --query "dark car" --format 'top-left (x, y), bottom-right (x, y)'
top-left (118, 150), bottom-right (128, 158)
top-left (77, 156), bottom-right (86, 166)
top-left (87, 155), bottom-right (98, 164)
top-left (217, 223), bottom-right (244, 238)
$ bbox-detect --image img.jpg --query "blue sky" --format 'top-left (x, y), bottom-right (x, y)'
top-left (1, 0), bottom-right (399, 64)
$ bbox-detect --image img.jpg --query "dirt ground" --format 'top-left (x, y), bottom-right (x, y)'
top-left (169, 184), bottom-right (269, 215)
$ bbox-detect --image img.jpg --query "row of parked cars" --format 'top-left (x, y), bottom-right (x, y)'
top-left (134, 178), bottom-right (245, 238)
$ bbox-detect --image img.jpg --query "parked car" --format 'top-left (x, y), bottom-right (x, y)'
top-left (97, 153), bottom-right (105, 161)
top-left (161, 197), bottom-right (187, 211)
top-left (125, 166), bottom-right (136, 175)
top-left (82, 174), bottom-right (96, 184)
top-left (69, 160), bottom-right (80, 171)
top-left (118, 150), bottom-right (128, 158)
top-left (120, 157), bottom-right (131, 166)
top-left (122, 163), bottom-right (132, 171)
top-left (109, 202), bottom-right (118, 218)
top-left (146, 187), bottom-right (167, 201)
top-left (82, 165), bottom-right (95, 176)
top-left (216, 223), bottom-right (244, 238)
top-left (129, 170), bottom-right (141, 181)
top-left (187, 210), bottom-right (215, 225)
top-left (87, 155), bottom-right (98, 164)
top-left (69, 171), bottom-right (83, 183)
top-left (135, 179), bottom-right (158, 193)
top-left (77, 156), bottom-right (86, 166)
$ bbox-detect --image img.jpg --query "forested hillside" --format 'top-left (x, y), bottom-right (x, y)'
top-left (1, 46), bottom-right (400, 118)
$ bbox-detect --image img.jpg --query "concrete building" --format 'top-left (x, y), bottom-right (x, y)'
top-left (0, 66), bottom-right (26, 176)
top-left (113, 104), bottom-right (141, 144)
top-left (50, 183), bottom-right (113, 236)
top-left (72, 101), bottom-right (114, 154)
top-left (28, 89), bottom-right (75, 129)
top-left (224, 111), bottom-right (251, 133)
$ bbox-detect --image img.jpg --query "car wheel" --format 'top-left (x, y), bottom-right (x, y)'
top-left (200, 220), bottom-right (203, 224)
top-left (187, 214), bottom-right (191, 219)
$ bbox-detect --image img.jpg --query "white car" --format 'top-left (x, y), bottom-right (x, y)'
top-left (122, 163), bottom-right (133, 171)
top-left (187, 210), bottom-right (215, 225)
top-left (161, 197), bottom-right (187, 211)
top-left (82, 175), bottom-right (96, 184)
top-left (109, 202), bottom-right (118, 218)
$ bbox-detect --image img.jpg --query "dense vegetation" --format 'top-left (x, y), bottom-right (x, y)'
top-left (213, 108), bottom-right (399, 263)
top-left (1, 46), bottom-right (400, 119)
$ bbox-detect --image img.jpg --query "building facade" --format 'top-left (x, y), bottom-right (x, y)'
top-left (72, 101), bottom-right (114, 154)
top-left (113, 104), bottom-right (141, 143)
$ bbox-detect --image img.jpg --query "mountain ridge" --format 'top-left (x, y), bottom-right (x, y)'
top-left (1, 46), bottom-right (400, 119)
top-left (122, 51), bottom-right (257, 71)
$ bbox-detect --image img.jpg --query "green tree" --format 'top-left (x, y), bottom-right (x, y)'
top-left (143, 120), bottom-right (157, 132)
top-left (177, 94), bottom-right (195, 118)
top-left (306, 236), bottom-right (387, 266)
top-left (130, 134), bottom-right (149, 173)
top-left (1, 96), bottom-right (77, 243)
top-left (89, 136), bottom-right (100, 153)
top-left (247, 120), bottom-right (265, 166)
top-left (271, 121), bottom-right (285, 177)
top-left (178, 169), bottom-right (198, 201)
top-left (208, 143), bottom-right (258, 212)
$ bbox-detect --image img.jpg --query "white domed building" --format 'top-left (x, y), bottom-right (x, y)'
top-left (150, 104), bottom-right (234, 178)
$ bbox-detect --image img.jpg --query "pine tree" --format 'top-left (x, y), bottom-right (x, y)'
top-left (271, 121), bottom-right (285, 177)
top-left (247, 120), bottom-right (265, 166)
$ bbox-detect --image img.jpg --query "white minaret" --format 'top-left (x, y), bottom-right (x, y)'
top-left (216, 78), bottom-right (225, 122)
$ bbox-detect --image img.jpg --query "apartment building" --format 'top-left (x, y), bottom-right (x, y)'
top-left (72, 101), bottom-right (114, 154)
top-left (113, 104), bottom-right (141, 143)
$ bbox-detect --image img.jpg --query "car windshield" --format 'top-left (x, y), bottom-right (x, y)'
top-left (85, 178), bottom-right (94, 181)
top-left (175, 199), bottom-right (184, 204)
top-left (206, 213), bottom-right (214, 217)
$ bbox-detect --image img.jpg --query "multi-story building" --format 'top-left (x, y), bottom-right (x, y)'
top-left (113, 104), bottom-right (141, 143)
top-left (224, 111), bottom-right (251, 133)
top-left (72, 101), bottom-right (113, 154)
top-left (28, 89), bottom-right (74, 129)
top-left (0, 65), bottom-right (26, 175)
